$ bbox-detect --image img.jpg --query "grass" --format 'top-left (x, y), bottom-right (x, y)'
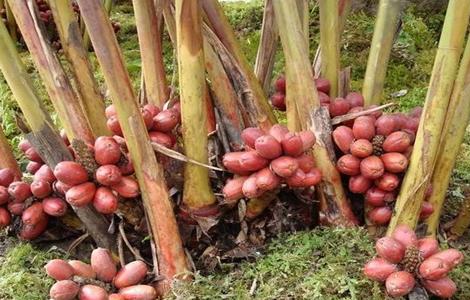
top-left (0, 1), bottom-right (470, 299)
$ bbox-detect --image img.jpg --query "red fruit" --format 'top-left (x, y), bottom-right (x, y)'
top-left (0, 168), bottom-right (15, 187)
top-left (113, 135), bottom-right (127, 150)
top-left (68, 260), bottom-right (96, 279)
top-left (7, 202), bottom-right (25, 215)
top-left (34, 165), bottom-right (56, 183)
top-left (270, 92), bottom-right (286, 111)
top-left (391, 113), bottom-right (408, 129)
top-left (384, 191), bottom-right (396, 202)
top-left (26, 161), bottom-right (42, 174)
top-left (375, 115), bottom-right (397, 136)
top-left (113, 260), bottom-right (148, 289)
top-left (420, 201), bottom-right (434, 220)
top-left (241, 127), bottom-right (265, 149)
top-left (268, 124), bottom-right (289, 143)
top-left (274, 75), bottom-right (286, 93)
top-left (109, 294), bottom-right (125, 300)
top-left (296, 154), bottom-right (315, 172)
top-left (95, 165), bottom-right (123, 186)
top-left (303, 168), bottom-right (322, 187)
top-left (385, 271), bottom-right (415, 297)
top-left (118, 158), bottom-right (134, 176)
top-left (118, 285), bottom-right (157, 300)
top-left (8, 181), bottom-right (32, 202)
top-left (318, 91), bottom-right (330, 105)
top-left (93, 187), bottom-right (118, 214)
top-left (152, 109), bottom-right (180, 132)
top-left (271, 156), bottom-right (299, 178)
top-left (223, 176), bottom-right (248, 203)
top-left (238, 151), bottom-right (269, 171)
top-left (19, 215), bottom-right (48, 240)
top-left (286, 168), bottom-right (306, 188)
top-left (329, 98), bottom-right (350, 117)
top-left (50, 280), bottom-right (79, 300)
top-left (107, 116), bottom-right (123, 136)
top-left (315, 77), bottom-right (330, 94)
top-left (345, 92), bottom-right (364, 107)
top-left (91, 248), bottom-right (117, 282)
top-left (360, 156), bottom-right (384, 179)
top-left (45, 259), bottom-right (74, 280)
top-left (105, 105), bottom-right (117, 118)
top-left (350, 139), bottom-right (373, 158)
top-left (363, 258), bottom-right (398, 282)
top-left (19, 139), bottom-right (31, 152)
top-left (349, 175), bottom-right (372, 194)
top-left (365, 105), bottom-right (383, 119)
top-left (142, 103), bottom-right (160, 117)
top-left (299, 131), bottom-right (316, 151)
top-left (94, 136), bottom-right (122, 165)
top-left (54, 161), bottom-right (89, 186)
top-left (111, 176), bottom-right (140, 198)
top-left (382, 131), bottom-right (411, 153)
top-left (31, 180), bottom-right (52, 198)
top-left (430, 249), bottom-right (464, 268)
top-left (409, 106), bottom-right (423, 118)
top-left (0, 186), bottom-right (9, 205)
top-left (365, 187), bottom-right (386, 207)
top-left (419, 257), bottom-right (451, 280)
top-left (337, 154), bottom-right (361, 176)
top-left (352, 116), bottom-right (376, 140)
top-left (43, 197), bottom-right (68, 217)
top-left (281, 133), bottom-right (304, 157)
top-left (375, 237), bottom-right (405, 263)
top-left (422, 277), bottom-right (457, 298)
top-left (391, 224), bottom-right (417, 248)
top-left (374, 173), bottom-right (399, 192)
top-left (79, 285), bottom-right (108, 300)
top-left (425, 184), bottom-right (433, 199)
top-left (242, 175), bottom-right (262, 198)
top-left (381, 152), bottom-right (408, 173)
top-left (368, 206), bottom-right (392, 225)
top-left (222, 152), bottom-right (249, 175)
top-left (140, 109), bottom-right (154, 130)
top-left (418, 237), bottom-right (439, 259)
top-left (148, 131), bottom-right (175, 148)
top-left (403, 145), bottom-right (413, 159)
top-left (66, 182), bottom-right (97, 207)
top-left (25, 147), bottom-right (43, 163)
top-left (255, 168), bottom-right (281, 191)
top-left (332, 126), bottom-right (354, 153)
top-left (255, 135), bottom-right (282, 159)
top-left (53, 181), bottom-right (73, 195)
top-left (403, 117), bottom-right (419, 133)
top-left (0, 207), bottom-right (11, 228)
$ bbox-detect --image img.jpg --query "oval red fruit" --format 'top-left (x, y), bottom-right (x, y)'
top-left (241, 127), bottom-right (264, 149)
top-left (65, 182), bottom-right (96, 207)
top-left (350, 139), bottom-right (373, 158)
top-left (281, 133), bottom-right (304, 157)
top-left (391, 224), bottom-right (418, 248)
top-left (95, 165), bottom-right (123, 186)
top-left (417, 237), bottom-right (439, 259)
top-left (360, 156), bottom-right (384, 179)
top-left (113, 260), bottom-right (148, 289)
top-left (375, 237), bottom-right (405, 263)
top-left (363, 258), bottom-right (398, 282)
top-left (223, 176), bottom-right (248, 203)
top-left (49, 280), bottom-right (79, 300)
top-left (349, 175), bottom-right (372, 194)
top-left (93, 187), bottom-right (119, 214)
top-left (332, 126), bottom-right (354, 153)
top-left (54, 161), bottom-right (89, 186)
top-left (42, 197), bottom-right (68, 217)
top-left (352, 116), bottom-right (376, 140)
top-left (271, 156), bottom-right (299, 178)
top-left (91, 248), bottom-right (117, 282)
top-left (45, 259), bottom-right (74, 280)
top-left (368, 206), bottom-right (392, 225)
top-left (337, 154), bottom-right (361, 176)
top-left (385, 271), bottom-right (415, 297)
top-left (374, 173), bottom-right (400, 192)
top-left (94, 136), bottom-right (122, 165)
top-left (419, 257), bottom-right (451, 280)
top-left (255, 135), bottom-right (282, 159)
top-left (152, 109), bottom-right (180, 132)
top-left (422, 277), bottom-right (457, 298)
top-left (255, 167), bottom-right (281, 191)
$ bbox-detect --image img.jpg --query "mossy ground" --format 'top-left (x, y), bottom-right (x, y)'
top-left (1, 1), bottom-right (470, 299)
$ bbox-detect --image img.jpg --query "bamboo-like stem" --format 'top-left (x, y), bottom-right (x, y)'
top-left (4, 1), bottom-right (16, 42)
top-left (449, 187), bottom-right (470, 238)
top-left (424, 36), bottom-right (470, 236)
top-left (201, 0), bottom-right (276, 131)
top-left (319, 0), bottom-right (340, 98)
top-left (7, 0), bottom-right (94, 144)
top-left (362, 0), bottom-right (403, 106)
top-left (273, 0), bottom-right (357, 226)
top-left (0, 20), bottom-right (114, 250)
top-left (76, 0), bottom-right (189, 289)
top-left (254, 0), bottom-right (278, 93)
top-left (296, 0), bottom-right (309, 45)
top-left (0, 126), bottom-right (22, 180)
top-left (161, 0), bottom-right (177, 44)
top-left (176, 0), bottom-right (216, 212)
top-left (82, 0), bottom-right (112, 52)
top-left (387, 0), bottom-right (470, 234)
top-left (133, 0), bottom-right (169, 107)
top-left (48, 0), bottom-right (110, 137)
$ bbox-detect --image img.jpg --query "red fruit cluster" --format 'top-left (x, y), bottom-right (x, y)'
top-left (105, 103), bottom-right (180, 150)
top-left (364, 224), bottom-right (463, 298)
top-left (47, 248), bottom-right (156, 300)
top-left (332, 107), bottom-right (431, 225)
top-left (222, 124), bottom-right (320, 204)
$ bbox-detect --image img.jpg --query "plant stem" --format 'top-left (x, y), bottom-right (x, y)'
top-left (362, 0), bottom-right (403, 106)
top-left (0, 126), bottom-right (22, 180)
top-left (133, 0), bottom-right (169, 107)
top-left (76, 0), bottom-right (189, 290)
top-left (82, 0), bottom-right (112, 52)
top-left (424, 36), bottom-right (470, 236)
top-left (387, 0), bottom-right (470, 234)
top-left (449, 187), bottom-right (470, 238)
top-left (7, 0), bottom-right (95, 144)
top-left (4, 0), bottom-right (16, 42)
top-left (273, 0), bottom-right (357, 226)
top-left (296, 0), bottom-right (309, 45)
top-left (48, 0), bottom-right (110, 137)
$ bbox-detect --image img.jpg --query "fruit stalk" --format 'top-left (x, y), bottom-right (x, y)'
top-left (362, 0), bottom-right (403, 106)
top-left (424, 35), bottom-right (470, 236)
top-left (48, 0), bottom-right (110, 137)
top-left (133, 0), bottom-right (169, 107)
top-left (387, 0), bottom-right (470, 234)
top-left (273, 0), bottom-right (357, 226)
top-left (449, 187), bottom-right (470, 238)
top-left (7, 0), bottom-right (95, 144)
top-left (76, 0), bottom-right (189, 290)
top-left (0, 126), bottom-right (21, 180)
top-left (319, 0), bottom-right (340, 98)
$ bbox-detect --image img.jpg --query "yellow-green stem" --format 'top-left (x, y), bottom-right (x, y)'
top-left (0, 126), bottom-right (22, 180)
top-left (5, 1), bottom-right (16, 42)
